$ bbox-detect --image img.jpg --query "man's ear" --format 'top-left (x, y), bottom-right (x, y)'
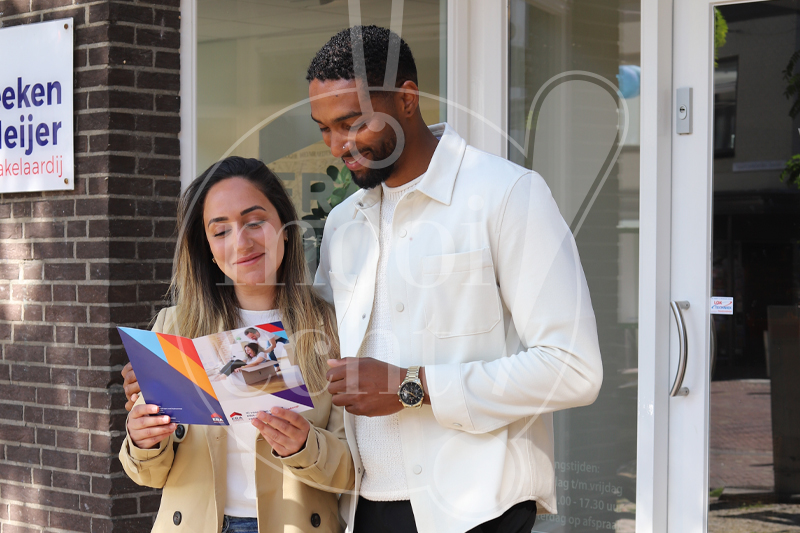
top-left (396, 80), bottom-right (420, 118)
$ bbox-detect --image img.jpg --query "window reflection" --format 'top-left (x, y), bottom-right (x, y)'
top-left (714, 57), bottom-right (738, 159)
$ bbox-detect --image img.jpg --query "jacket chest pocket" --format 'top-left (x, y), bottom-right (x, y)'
top-left (421, 248), bottom-right (502, 338)
top-left (329, 272), bottom-right (358, 327)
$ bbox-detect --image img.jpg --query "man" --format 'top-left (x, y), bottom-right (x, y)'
top-left (244, 327), bottom-right (278, 362)
top-left (310, 26), bottom-right (603, 533)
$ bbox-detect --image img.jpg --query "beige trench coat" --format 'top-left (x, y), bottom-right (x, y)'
top-left (118, 307), bottom-right (355, 533)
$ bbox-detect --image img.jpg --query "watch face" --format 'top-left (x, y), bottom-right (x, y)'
top-left (400, 382), bottom-right (424, 406)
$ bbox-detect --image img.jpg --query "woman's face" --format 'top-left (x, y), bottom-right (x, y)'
top-left (244, 346), bottom-right (255, 357)
top-left (203, 177), bottom-right (285, 288)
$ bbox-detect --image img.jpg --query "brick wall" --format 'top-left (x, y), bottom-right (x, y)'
top-left (0, 1), bottom-right (181, 531)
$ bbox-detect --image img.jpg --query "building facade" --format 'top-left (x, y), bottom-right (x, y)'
top-left (0, 0), bottom-right (180, 530)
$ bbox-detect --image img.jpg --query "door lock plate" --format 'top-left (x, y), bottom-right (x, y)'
top-left (676, 87), bottom-right (693, 134)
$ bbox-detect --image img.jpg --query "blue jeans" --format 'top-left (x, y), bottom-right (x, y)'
top-left (221, 516), bottom-right (258, 533)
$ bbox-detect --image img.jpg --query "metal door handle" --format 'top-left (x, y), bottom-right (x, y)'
top-left (670, 301), bottom-right (690, 397)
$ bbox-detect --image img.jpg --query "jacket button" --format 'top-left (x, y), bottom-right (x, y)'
top-left (399, 228), bottom-right (407, 238)
top-left (310, 513), bottom-right (321, 528)
top-left (413, 465), bottom-right (422, 475)
top-left (173, 511), bottom-right (182, 525)
top-left (175, 424), bottom-right (186, 439)
top-left (395, 302), bottom-right (404, 312)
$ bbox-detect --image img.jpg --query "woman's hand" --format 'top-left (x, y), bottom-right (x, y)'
top-left (128, 403), bottom-right (177, 450)
top-left (122, 362), bottom-right (140, 412)
top-left (252, 407), bottom-right (311, 457)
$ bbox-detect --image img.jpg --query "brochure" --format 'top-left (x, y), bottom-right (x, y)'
top-left (118, 320), bottom-right (313, 426)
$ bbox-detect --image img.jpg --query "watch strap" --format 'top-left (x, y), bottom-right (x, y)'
top-left (404, 366), bottom-right (421, 382)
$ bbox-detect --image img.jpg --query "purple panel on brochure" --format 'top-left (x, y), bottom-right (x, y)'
top-left (272, 385), bottom-right (314, 408)
top-left (119, 328), bottom-right (228, 426)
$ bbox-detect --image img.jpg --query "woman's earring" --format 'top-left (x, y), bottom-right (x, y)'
top-left (212, 258), bottom-right (217, 264)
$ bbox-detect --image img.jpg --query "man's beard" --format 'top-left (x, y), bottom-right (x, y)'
top-left (348, 134), bottom-right (398, 190)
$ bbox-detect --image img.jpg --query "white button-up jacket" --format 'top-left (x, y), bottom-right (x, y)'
top-left (314, 123), bottom-right (603, 533)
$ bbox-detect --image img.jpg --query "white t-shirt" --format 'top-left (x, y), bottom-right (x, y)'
top-left (355, 174), bottom-right (423, 500)
top-left (224, 308), bottom-right (281, 518)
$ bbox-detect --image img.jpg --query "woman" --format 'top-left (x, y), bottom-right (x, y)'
top-left (233, 342), bottom-right (279, 374)
top-left (118, 157), bottom-right (354, 533)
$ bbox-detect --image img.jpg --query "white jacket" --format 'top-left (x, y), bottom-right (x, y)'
top-left (314, 123), bottom-right (603, 533)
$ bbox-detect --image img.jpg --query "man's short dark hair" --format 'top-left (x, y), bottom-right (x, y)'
top-left (306, 25), bottom-right (418, 88)
top-left (244, 328), bottom-right (258, 336)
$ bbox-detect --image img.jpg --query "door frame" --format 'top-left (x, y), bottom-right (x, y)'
top-left (639, 1), bottom-right (771, 531)
top-left (637, 0), bottom-right (674, 531)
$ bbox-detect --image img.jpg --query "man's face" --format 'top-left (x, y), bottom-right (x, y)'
top-left (309, 78), bottom-right (402, 189)
top-left (246, 332), bottom-right (259, 341)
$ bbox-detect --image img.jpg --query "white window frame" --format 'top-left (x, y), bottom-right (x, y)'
top-left (446, 0), bottom-right (508, 158)
top-left (179, 0), bottom-right (197, 191)
top-left (636, 0), bottom-right (673, 532)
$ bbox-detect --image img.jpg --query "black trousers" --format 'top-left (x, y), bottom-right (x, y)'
top-left (353, 497), bottom-right (537, 533)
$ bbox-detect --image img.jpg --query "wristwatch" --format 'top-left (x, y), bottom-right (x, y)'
top-left (398, 366), bottom-right (424, 409)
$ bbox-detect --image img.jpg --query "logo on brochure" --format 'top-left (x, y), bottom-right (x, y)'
top-left (210, 413), bottom-right (225, 424)
top-left (229, 412), bottom-right (243, 421)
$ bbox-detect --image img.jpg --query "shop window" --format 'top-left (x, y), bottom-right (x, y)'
top-left (195, 0), bottom-right (446, 271)
top-left (508, 0), bottom-right (641, 530)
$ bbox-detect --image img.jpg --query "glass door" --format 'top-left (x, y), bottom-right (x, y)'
top-left (708, 2), bottom-right (800, 531)
top-left (671, 0), bottom-right (800, 531)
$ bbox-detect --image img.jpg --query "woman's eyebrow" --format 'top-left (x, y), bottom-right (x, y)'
top-left (240, 205), bottom-right (267, 216)
top-left (207, 206), bottom-right (266, 227)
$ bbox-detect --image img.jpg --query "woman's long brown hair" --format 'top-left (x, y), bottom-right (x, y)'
top-left (168, 156), bottom-right (338, 394)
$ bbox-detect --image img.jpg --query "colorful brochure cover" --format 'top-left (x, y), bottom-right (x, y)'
top-left (118, 320), bottom-right (313, 426)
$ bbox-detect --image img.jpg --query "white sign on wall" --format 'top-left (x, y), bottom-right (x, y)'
top-left (0, 19), bottom-right (74, 193)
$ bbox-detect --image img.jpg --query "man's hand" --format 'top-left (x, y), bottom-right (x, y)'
top-left (326, 357), bottom-right (415, 416)
top-left (252, 407), bottom-right (311, 457)
top-left (122, 362), bottom-right (140, 412)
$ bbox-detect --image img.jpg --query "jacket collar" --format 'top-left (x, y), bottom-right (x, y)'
top-left (350, 122), bottom-right (467, 216)
top-left (415, 123), bottom-right (467, 206)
